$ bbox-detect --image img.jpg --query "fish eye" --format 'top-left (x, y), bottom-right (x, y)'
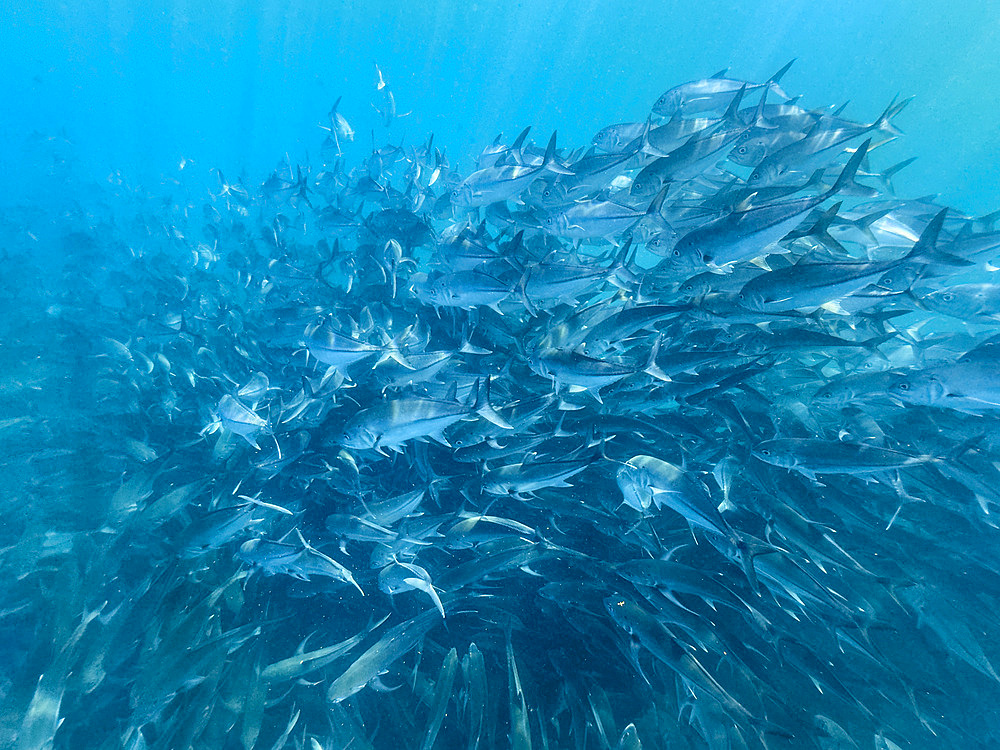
top-left (760, 448), bottom-right (771, 456)
top-left (897, 382), bottom-right (910, 390)
top-left (749, 173), bottom-right (760, 182)
top-left (738, 146), bottom-right (747, 154)
top-left (942, 292), bottom-right (954, 302)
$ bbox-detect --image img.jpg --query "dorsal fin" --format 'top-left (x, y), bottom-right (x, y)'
top-left (733, 192), bottom-right (758, 212)
top-left (722, 84), bottom-right (747, 122)
top-left (826, 138), bottom-right (870, 197)
top-left (767, 59), bottom-right (795, 85)
top-left (511, 126), bottom-right (532, 152)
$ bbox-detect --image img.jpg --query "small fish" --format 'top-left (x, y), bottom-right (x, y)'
top-left (327, 609), bottom-right (441, 703)
top-left (378, 559), bottom-right (446, 617)
top-left (753, 438), bottom-right (934, 480)
top-left (211, 394), bottom-right (271, 449)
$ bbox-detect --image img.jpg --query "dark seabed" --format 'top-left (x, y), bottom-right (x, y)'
top-left (1, 3), bottom-right (1000, 750)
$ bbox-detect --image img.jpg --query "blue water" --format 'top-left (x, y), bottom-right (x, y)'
top-left (3, 1), bottom-right (999, 212)
top-left (3, 3), bottom-right (1000, 750)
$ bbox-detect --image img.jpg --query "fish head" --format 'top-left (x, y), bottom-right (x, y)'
top-left (604, 596), bottom-right (638, 634)
top-left (616, 460), bottom-right (655, 513)
top-left (645, 230), bottom-right (679, 258)
top-left (887, 372), bottom-right (947, 406)
top-left (919, 286), bottom-right (988, 319)
top-left (651, 90), bottom-right (681, 118)
top-left (729, 138), bottom-right (768, 167)
top-left (333, 112), bottom-right (354, 141)
top-left (339, 423), bottom-right (379, 451)
top-left (482, 478), bottom-right (513, 496)
top-left (411, 277), bottom-right (444, 307)
top-left (677, 271), bottom-right (717, 300)
top-left (238, 372), bottom-right (270, 401)
top-left (592, 126), bottom-right (626, 152)
top-left (378, 563), bottom-right (412, 594)
top-left (736, 287), bottom-right (767, 312)
top-left (875, 266), bottom-right (920, 294)
top-left (751, 441), bottom-right (795, 469)
top-left (536, 210), bottom-right (567, 236)
top-left (237, 538), bottom-right (263, 562)
top-left (523, 180), bottom-right (567, 208)
top-left (668, 232), bottom-right (708, 272)
top-left (215, 394), bottom-right (268, 444)
top-left (426, 277), bottom-right (465, 307)
top-left (747, 162), bottom-right (782, 187)
top-left (450, 182), bottom-right (475, 210)
top-left (629, 174), bottom-right (661, 200)
top-left (813, 380), bottom-right (858, 408)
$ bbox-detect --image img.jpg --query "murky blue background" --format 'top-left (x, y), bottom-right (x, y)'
top-left (2, 4), bottom-right (1000, 748)
top-left (3, 0), bottom-right (998, 213)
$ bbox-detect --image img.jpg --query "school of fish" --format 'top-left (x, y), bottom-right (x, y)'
top-left (4, 61), bottom-right (1000, 750)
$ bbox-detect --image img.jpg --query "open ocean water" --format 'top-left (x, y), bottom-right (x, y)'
top-left (1, 2), bottom-right (1000, 749)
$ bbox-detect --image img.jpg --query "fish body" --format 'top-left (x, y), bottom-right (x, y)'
top-left (339, 380), bottom-right (509, 451)
top-left (652, 61), bottom-right (794, 117)
top-left (213, 395), bottom-right (271, 449)
top-left (452, 132), bottom-right (571, 208)
top-left (616, 455), bottom-right (730, 538)
top-left (327, 609), bottom-right (441, 703)
top-left (753, 438), bottom-right (933, 479)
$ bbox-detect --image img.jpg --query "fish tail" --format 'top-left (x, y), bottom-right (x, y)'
top-left (473, 377), bottom-right (512, 429)
top-left (874, 94), bottom-right (913, 136)
top-left (643, 335), bottom-right (670, 382)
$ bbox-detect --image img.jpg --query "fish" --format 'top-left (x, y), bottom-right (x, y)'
top-left (261, 627), bottom-right (371, 683)
top-left (209, 394), bottom-right (272, 449)
top-left (604, 595), bottom-right (763, 725)
top-left (451, 132), bottom-right (573, 209)
top-left (736, 207), bottom-right (962, 312)
top-left (338, 378), bottom-right (511, 452)
top-left (238, 529), bottom-right (364, 593)
top-left (10, 59), bottom-right (1000, 750)
top-left (651, 61), bottom-right (795, 117)
top-left (752, 438), bottom-right (935, 480)
top-left (747, 97), bottom-right (911, 187)
top-left (670, 138), bottom-right (870, 268)
top-left (373, 63), bottom-right (410, 127)
top-left (327, 608), bottom-right (442, 703)
top-left (378, 559), bottom-right (446, 617)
